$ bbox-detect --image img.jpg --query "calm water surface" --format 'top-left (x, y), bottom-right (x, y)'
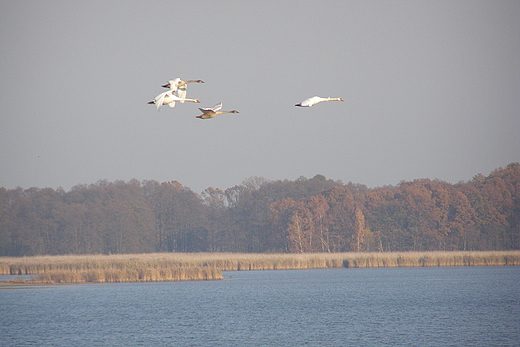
top-left (1, 267), bottom-right (519, 346)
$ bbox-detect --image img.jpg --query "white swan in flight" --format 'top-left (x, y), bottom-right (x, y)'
top-left (295, 96), bottom-right (344, 107)
top-left (148, 90), bottom-right (200, 110)
top-left (196, 102), bottom-right (239, 119)
top-left (162, 78), bottom-right (204, 103)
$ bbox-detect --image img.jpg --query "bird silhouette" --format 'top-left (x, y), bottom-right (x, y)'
top-left (295, 96), bottom-right (344, 107)
top-left (162, 78), bottom-right (204, 103)
top-left (196, 103), bottom-right (239, 119)
top-left (148, 90), bottom-right (200, 110)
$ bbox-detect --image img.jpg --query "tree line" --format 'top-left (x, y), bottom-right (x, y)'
top-left (0, 163), bottom-right (518, 256)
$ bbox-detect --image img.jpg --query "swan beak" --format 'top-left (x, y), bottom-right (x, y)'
top-left (195, 100), bottom-right (201, 103)
top-left (162, 83), bottom-right (170, 88)
top-left (339, 98), bottom-right (344, 101)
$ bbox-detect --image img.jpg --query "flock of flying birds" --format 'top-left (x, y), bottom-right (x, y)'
top-left (148, 77), bottom-right (344, 119)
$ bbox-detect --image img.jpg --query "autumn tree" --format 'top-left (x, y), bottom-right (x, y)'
top-left (0, 164), bottom-right (517, 256)
top-left (201, 187), bottom-right (231, 251)
top-left (144, 180), bottom-right (206, 252)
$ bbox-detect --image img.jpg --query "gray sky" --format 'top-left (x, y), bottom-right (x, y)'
top-left (1, 1), bottom-right (519, 194)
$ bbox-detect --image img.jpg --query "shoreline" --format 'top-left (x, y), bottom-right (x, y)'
top-left (1, 251), bottom-right (519, 286)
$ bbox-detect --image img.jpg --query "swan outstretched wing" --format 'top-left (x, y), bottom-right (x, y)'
top-left (155, 91), bottom-right (168, 110)
top-left (163, 78), bottom-right (180, 91)
top-left (211, 102), bottom-right (223, 111)
top-left (176, 85), bottom-right (187, 102)
top-left (198, 103), bottom-right (222, 113)
top-left (166, 91), bottom-right (182, 108)
top-left (198, 107), bottom-right (213, 113)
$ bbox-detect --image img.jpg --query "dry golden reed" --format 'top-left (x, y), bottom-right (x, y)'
top-left (1, 251), bottom-right (518, 285)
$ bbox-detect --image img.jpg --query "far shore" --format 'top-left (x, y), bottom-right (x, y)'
top-left (1, 251), bottom-right (519, 286)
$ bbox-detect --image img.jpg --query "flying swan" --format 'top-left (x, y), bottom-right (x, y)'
top-left (162, 78), bottom-right (204, 103)
top-left (295, 96), bottom-right (344, 107)
top-left (148, 90), bottom-right (200, 110)
top-left (196, 102), bottom-right (239, 119)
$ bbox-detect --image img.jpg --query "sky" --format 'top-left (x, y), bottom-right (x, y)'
top-left (1, 1), bottom-right (519, 194)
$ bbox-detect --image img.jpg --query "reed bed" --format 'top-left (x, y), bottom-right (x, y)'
top-left (0, 254), bottom-right (223, 284)
top-left (1, 251), bottom-right (518, 285)
top-left (29, 266), bottom-right (222, 284)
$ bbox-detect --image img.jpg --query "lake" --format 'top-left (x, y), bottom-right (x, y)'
top-left (1, 266), bottom-right (519, 346)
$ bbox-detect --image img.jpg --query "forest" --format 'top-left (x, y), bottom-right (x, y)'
top-left (0, 163), bottom-right (518, 256)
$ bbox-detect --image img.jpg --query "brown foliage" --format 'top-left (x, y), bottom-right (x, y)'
top-left (0, 164), bottom-right (518, 256)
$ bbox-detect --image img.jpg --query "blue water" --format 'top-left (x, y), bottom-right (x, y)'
top-left (1, 267), bottom-right (519, 346)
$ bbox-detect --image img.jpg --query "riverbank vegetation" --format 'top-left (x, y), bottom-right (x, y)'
top-left (1, 251), bottom-right (519, 285)
top-left (0, 163), bottom-right (518, 256)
